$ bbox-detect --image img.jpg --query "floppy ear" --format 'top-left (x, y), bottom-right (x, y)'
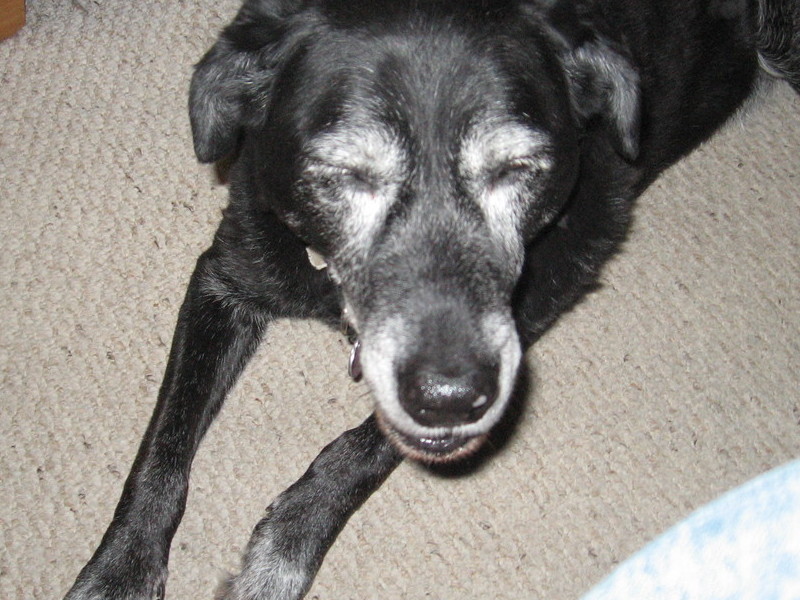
top-left (189, 0), bottom-right (297, 163)
top-left (542, 2), bottom-right (641, 161)
top-left (190, 41), bottom-right (257, 163)
top-left (561, 38), bottom-right (641, 161)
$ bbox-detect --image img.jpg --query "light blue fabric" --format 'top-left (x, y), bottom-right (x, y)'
top-left (581, 459), bottom-right (800, 600)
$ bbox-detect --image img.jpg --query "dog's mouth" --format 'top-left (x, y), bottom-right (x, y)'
top-left (375, 411), bottom-right (487, 463)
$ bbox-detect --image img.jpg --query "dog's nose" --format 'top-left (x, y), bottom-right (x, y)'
top-left (399, 361), bottom-right (498, 428)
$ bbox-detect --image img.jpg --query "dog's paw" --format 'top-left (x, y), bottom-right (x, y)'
top-left (217, 416), bottom-right (398, 600)
top-left (214, 511), bottom-right (314, 600)
top-left (64, 578), bottom-right (165, 600)
top-left (63, 553), bottom-right (167, 600)
top-left (216, 496), bottom-right (330, 600)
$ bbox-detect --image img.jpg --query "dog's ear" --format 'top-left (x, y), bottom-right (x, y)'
top-left (543, 2), bottom-right (641, 161)
top-left (189, 0), bottom-right (299, 163)
top-left (562, 38), bottom-right (641, 161)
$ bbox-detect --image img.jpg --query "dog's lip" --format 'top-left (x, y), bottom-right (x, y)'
top-left (375, 411), bottom-right (486, 464)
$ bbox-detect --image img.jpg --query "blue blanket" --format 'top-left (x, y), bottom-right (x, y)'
top-left (582, 459), bottom-right (800, 600)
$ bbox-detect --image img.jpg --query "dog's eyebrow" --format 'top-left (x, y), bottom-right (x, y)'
top-left (304, 124), bottom-right (406, 179)
top-left (460, 121), bottom-right (552, 177)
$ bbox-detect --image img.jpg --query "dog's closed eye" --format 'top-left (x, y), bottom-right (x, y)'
top-left (306, 162), bottom-right (382, 196)
top-left (487, 157), bottom-right (546, 190)
top-left (460, 121), bottom-right (553, 195)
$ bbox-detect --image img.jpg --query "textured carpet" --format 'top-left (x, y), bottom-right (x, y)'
top-left (1, 2), bottom-right (799, 599)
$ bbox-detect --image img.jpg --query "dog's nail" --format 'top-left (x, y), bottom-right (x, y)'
top-left (349, 340), bottom-right (362, 381)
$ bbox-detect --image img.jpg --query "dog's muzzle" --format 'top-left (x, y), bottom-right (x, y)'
top-left (350, 319), bottom-right (518, 463)
top-left (351, 340), bottom-right (490, 462)
top-left (350, 339), bottom-right (496, 462)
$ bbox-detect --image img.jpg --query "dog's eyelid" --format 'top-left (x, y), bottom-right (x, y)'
top-left (498, 155), bottom-right (549, 172)
top-left (306, 153), bottom-right (405, 180)
top-left (485, 154), bottom-right (552, 186)
top-left (306, 160), bottom-right (362, 178)
top-left (303, 160), bottom-right (393, 194)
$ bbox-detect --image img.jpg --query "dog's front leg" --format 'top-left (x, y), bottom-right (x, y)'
top-left (65, 249), bottom-right (267, 600)
top-left (218, 414), bottom-right (402, 600)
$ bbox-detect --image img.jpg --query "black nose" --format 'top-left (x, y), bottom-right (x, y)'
top-left (399, 360), bottom-right (499, 428)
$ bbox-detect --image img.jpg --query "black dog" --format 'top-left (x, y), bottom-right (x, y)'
top-left (65, 1), bottom-right (799, 598)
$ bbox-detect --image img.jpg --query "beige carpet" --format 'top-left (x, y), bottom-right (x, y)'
top-left (1, 2), bottom-right (799, 599)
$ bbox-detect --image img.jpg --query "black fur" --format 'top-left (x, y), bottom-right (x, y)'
top-left (65, 1), bottom-right (799, 599)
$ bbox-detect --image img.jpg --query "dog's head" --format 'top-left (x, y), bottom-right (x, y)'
top-left (190, 0), bottom-right (640, 462)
